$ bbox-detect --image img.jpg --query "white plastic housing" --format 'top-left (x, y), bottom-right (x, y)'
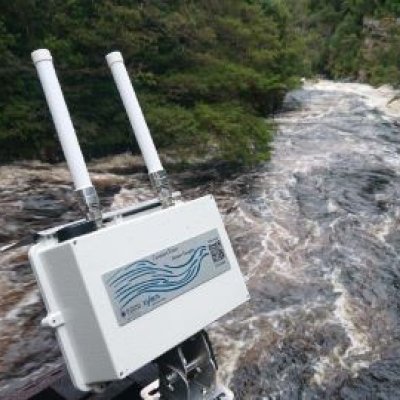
top-left (31, 49), bottom-right (92, 191)
top-left (29, 196), bottom-right (249, 391)
top-left (106, 51), bottom-right (163, 174)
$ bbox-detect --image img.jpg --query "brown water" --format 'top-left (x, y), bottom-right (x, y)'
top-left (2, 81), bottom-right (400, 399)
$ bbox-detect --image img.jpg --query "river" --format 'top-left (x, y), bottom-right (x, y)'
top-left (1, 80), bottom-right (400, 399)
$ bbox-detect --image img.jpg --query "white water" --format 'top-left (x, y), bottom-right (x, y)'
top-left (1, 80), bottom-right (400, 398)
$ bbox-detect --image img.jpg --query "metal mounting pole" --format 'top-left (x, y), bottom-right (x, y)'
top-left (140, 331), bottom-right (234, 400)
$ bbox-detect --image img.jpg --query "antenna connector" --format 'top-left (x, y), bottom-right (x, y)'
top-left (149, 170), bottom-right (174, 208)
top-left (76, 186), bottom-right (103, 228)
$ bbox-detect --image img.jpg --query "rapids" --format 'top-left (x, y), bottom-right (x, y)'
top-left (1, 80), bottom-right (400, 399)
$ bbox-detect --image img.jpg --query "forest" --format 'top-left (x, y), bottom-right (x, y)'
top-left (0, 0), bottom-right (399, 163)
top-left (290, 0), bottom-right (400, 84)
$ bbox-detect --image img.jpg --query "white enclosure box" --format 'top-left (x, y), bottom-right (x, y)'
top-left (29, 196), bottom-right (249, 391)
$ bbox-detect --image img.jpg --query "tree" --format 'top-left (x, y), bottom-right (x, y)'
top-left (0, 0), bottom-right (302, 163)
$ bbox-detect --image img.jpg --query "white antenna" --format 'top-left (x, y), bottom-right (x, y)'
top-left (32, 49), bottom-right (102, 226)
top-left (106, 51), bottom-right (173, 207)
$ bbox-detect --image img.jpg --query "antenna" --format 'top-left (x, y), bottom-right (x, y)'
top-left (105, 51), bottom-right (173, 207)
top-left (31, 49), bottom-right (102, 226)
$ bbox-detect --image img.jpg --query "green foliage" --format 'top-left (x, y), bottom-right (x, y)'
top-left (285, 0), bottom-right (400, 86)
top-left (194, 102), bottom-right (273, 164)
top-left (0, 0), bottom-right (302, 164)
top-left (328, 13), bottom-right (362, 78)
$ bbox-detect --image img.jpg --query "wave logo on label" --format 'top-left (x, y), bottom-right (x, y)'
top-left (107, 246), bottom-right (209, 309)
top-left (103, 230), bottom-right (231, 325)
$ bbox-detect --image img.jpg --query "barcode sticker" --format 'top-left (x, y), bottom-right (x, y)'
top-left (209, 240), bottom-right (226, 263)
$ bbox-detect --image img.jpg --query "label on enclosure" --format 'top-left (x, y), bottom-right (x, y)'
top-left (103, 229), bottom-right (231, 326)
